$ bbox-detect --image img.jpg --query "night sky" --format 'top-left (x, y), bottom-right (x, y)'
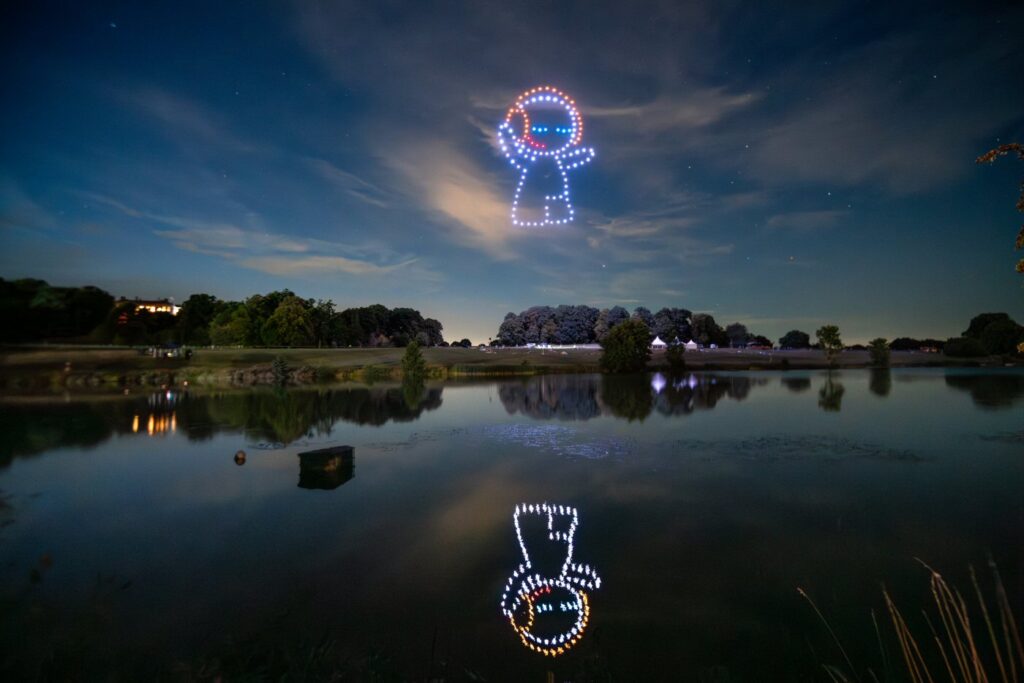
top-left (2, 1), bottom-right (1022, 343)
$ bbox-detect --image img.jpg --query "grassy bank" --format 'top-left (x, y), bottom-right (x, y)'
top-left (0, 345), bottom-right (1007, 391)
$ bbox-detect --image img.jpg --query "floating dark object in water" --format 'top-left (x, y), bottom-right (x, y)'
top-left (297, 445), bottom-right (354, 490)
top-left (234, 450), bottom-right (246, 466)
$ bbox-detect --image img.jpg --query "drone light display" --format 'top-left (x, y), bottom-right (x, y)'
top-left (500, 503), bottom-right (601, 657)
top-left (498, 86), bottom-right (595, 226)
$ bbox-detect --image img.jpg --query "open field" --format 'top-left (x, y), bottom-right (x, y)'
top-left (0, 344), bottom-right (999, 391)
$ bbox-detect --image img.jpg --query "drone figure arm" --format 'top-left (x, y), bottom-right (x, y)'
top-left (497, 123), bottom-right (527, 168)
top-left (560, 146), bottom-right (595, 169)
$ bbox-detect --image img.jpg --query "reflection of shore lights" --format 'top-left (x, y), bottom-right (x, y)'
top-left (138, 412), bottom-right (176, 436)
top-left (497, 86), bottom-right (595, 227)
top-left (651, 372), bottom-right (667, 394)
top-left (500, 503), bottom-right (601, 657)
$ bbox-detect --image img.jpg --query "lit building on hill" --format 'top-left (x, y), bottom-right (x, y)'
top-left (119, 297), bottom-right (180, 315)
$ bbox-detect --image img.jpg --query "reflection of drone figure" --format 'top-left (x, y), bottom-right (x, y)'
top-left (497, 86), bottom-right (595, 226)
top-left (500, 503), bottom-right (601, 657)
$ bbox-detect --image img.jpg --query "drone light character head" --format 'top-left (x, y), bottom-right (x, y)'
top-left (498, 86), bottom-right (595, 227)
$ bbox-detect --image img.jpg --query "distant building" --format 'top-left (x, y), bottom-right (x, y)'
top-left (120, 297), bottom-right (180, 316)
top-left (650, 336), bottom-right (667, 349)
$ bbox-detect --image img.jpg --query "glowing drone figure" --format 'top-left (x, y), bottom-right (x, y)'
top-left (500, 503), bottom-right (601, 657)
top-left (498, 86), bottom-right (595, 226)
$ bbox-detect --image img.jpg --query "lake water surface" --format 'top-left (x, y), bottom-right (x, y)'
top-left (2, 368), bottom-right (1022, 680)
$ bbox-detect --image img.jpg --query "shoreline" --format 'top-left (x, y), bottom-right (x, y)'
top-left (0, 346), bottom-right (1016, 392)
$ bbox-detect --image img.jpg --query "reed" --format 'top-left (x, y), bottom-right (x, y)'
top-left (803, 558), bottom-right (1023, 682)
top-left (882, 558), bottom-right (1023, 683)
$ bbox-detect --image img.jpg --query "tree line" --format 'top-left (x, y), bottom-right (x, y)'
top-left (495, 305), bottom-right (773, 347)
top-left (0, 278), bottom-right (446, 348)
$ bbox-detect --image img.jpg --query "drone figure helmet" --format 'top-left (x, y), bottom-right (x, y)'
top-left (497, 86), bottom-right (595, 226)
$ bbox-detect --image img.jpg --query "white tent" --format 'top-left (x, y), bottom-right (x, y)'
top-left (650, 335), bottom-right (667, 348)
top-left (684, 339), bottom-right (699, 351)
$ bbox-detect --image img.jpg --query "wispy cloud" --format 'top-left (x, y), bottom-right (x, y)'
top-left (305, 158), bottom-right (389, 208)
top-left (118, 87), bottom-right (264, 154)
top-left (85, 193), bottom-right (424, 278)
top-left (0, 180), bottom-right (57, 234)
top-left (240, 255), bottom-right (417, 276)
top-left (384, 140), bottom-right (519, 259)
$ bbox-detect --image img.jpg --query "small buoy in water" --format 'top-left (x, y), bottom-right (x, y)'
top-left (234, 450), bottom-right (246, 466)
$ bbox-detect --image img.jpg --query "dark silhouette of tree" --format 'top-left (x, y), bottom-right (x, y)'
top-left (690, 313), bottom-right (727, 347)
top-left (976, 143), bottom-right (1024, 274)
top-left (725, 323), bottom-right (749, 348)
top-left (599, 319), bottom-right (651, 373)
top-left (815, 325), bottom-right (843, 366)
top-left (779, 330), bottom-right (811, 349)
top-left (868, 338), bottom-right (890, 367)
top-left (401, 340), bottom-right (427, 379)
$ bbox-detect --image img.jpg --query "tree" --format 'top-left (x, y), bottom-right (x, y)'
top-left (309, 299), bottom-right (336, 348)
top-left (868, 337), bottom-right (890, 367)
top-left (779, 330), bottom-right (811, 349)
top-left (749, 334), bottom-right (772, 347)
top-left (815, 325), bottom-right (843, 366)
top-left (890, 337), bottom-right (922, 351)
top-left (209, 303), bottom-right (251, 346)
top-left (421, 318), bottom-right (445, 346)
top-left (979, 318), bottom-right (1023, 355)
top-left (457, 338), bottom-right (472, 348)
top-left (691, 313), bottom-right (727, 347)
top-left (177, 293), bottom-right (221, 345)
top-left (497, 312), bottom-right (526, 346)
top-left (631, 306), bottom-right (654, 329)
top-left (963, 313), bottom-right (1013, 339)
top-left (0, 278), bottom-right (115, 342)
top-left (975, 143), bottom-right (1024, 274)
top-left (725, 323), bottom-right (749, 348)
top-left (599, 319), bottom-right (651, 373)
top-left (665, 344), bottom-right (686, 373)
top-left (261, 295), bottom-right (314, 347)
top-left (944, 337), bottom-right (987, 358)
top-left (401, 340), bottom-right (427, 379)
top-left (652, 307), bottom-right (692, 343)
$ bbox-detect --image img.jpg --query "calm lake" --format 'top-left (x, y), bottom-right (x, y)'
top-left (2, 368), bottom-right (1022, 681)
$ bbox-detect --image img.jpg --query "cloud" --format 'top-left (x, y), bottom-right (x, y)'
top-left (587, 88), bottom-right (760, 135)
top-left (383, 141), bottom-right (519, 259)
top-left (85, 193), bottom-right (423, 278)
top-left (119, 87), bottom-right (263, 154)
top-left (305, 158), bottom-right (389, 208)
top-left (723, 25), bottom-right (1022, 192)
top-left (240, 255), bottom-right (417, 276)
top-left (766, 210), bottom-right (844, 232)
top-left (0, 180), bottom-right (56, 233)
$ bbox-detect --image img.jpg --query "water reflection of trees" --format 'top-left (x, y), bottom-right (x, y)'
top-left (818, 373), bottom-right (845, 412)
top-left (499, 376), bottom-right (603, 420)
top-left (781, 377), bottom-right (812, 393)
top-left (945, 372), bottom-right (1024, 409)
top-left (869, 369), bottom-right (892, 397)
top-left (498, 374), bottom-right (769, 422)
top-left (0, 386), bottom-right (443, 465)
